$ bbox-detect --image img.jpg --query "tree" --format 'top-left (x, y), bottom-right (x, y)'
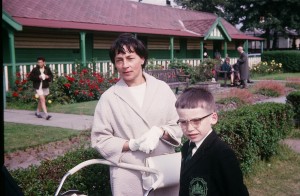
top-left (175, 0), bottom-right (300, 50)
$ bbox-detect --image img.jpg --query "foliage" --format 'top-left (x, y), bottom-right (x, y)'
top-left (251, 60), bottom-right (283, 75)
top-left (215, 103), bottom-right (294, 174)
top-left (11, 148), bottom-right (111, 196)
top-left (262, 51), bottom-right (300, 72)
top-left (8, 66), bottom-right (119, 105)
top-left (11, 72), bottom-right (36, 103)
top-left (286, 77), bottom-right (300, 90)
top-left (193, 58), bottom-right (217, 82)
top-left (168, 59), bottom-right (198, 83)
top-left (145, 58), bottom-right (166, 70)
top-left (217, 88), bottom-right (254, 106)
top-left (253, 81), bottom-right (285, 97)
top-left (286, 91), bottom-right (300, 126)
top-left (175, 0), bottom-right (300, 50)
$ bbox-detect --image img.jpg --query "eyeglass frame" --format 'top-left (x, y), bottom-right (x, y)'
top-left (177, 113), bottom-right (213, 129)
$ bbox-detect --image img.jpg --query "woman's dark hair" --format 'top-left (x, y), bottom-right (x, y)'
top-left (175, 86), bottom-right (215, 112)
top-left (37, 57), bottom-right (45, 62)
top-left (109, 33), bottom-right (148, 68)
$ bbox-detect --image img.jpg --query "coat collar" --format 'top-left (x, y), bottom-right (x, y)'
top-left (113, 72), bottom-right (158, 128)
top-left (181, 130), bottom-right (218, 175)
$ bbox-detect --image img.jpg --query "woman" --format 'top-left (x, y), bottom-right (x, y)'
top-left (91, 34), bottom-right (182, 195)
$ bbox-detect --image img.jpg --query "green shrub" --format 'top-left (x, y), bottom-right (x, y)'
top-left (168, 59), bottom-right (198, 83)
top-left (286, 91), bottom-right (300, 126)
top-left (11, 148), bottom-right (111, 196)
top-left (194, 58), bottom-right (216, 82)
top-left (262, 51), bottom-right (300, 72)
top-left (215, 103), bottom-right (294, 174)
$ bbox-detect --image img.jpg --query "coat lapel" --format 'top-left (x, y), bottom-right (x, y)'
top-left (181, 131), bottom-right (218, 175)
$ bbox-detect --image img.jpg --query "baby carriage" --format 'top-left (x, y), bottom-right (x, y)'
top-left (54, 159), bottom-right (164, 196)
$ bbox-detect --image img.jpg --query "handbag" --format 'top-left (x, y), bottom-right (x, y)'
top-left (142, 152), bottom-right (181, 190)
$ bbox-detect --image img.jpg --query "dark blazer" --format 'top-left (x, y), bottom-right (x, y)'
top-left (29, 66), bottom-right (53, 89)
top-left (179, 131), bottom-right (249, 196)
top-left (237, 52), bottom-right (249, 80)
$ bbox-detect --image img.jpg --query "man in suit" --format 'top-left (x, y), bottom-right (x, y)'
top-left (175, 87), bottom-right (249, 196)
top-left (237, 46), bottom-right (249, 89)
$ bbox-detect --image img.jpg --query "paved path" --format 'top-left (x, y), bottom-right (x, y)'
top-left (4, 109), bottom-right (93, 131)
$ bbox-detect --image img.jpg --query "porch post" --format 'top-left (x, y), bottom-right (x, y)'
top-left (260, 41), bottom-right (264, 53)
top-left (8, 29), bottom-right (16, 89)
top-left (3, 66), bottom-right (6, 109)
top-left (170, 37), bottom-right (174, 61)
top-left (200, 40), bottom-right (203, 62)
top-left (224, 41), bottom-right (227, 58)
top-left (80, 32), bottom-right (86, 66)
top-left (244, 40), bottom-right (249, 53)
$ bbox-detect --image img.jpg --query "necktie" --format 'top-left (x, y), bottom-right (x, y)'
top-left (185, 142), bottom-right (196, 163)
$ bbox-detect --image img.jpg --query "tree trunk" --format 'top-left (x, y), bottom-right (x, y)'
top-left (272, 31), bottom-right (278, 49)
top-left (265, 28), bottom-right (271, 50)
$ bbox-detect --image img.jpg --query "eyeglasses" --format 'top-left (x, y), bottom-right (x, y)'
top-left (177, 113), bottom-right (213, 129)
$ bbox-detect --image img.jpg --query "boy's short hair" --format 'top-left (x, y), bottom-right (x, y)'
top-left (37, 57), bottom-right (45, 62)
top-left (109, 33), bottom-right (148, 68)
top-left (175, 86), bottom-right (215, 112)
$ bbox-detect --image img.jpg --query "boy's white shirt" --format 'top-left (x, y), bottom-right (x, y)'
top-left (192, 129), bottom-right (213, 156)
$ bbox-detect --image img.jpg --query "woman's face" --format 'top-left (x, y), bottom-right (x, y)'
top-left (114, 46), bottom-right (145, 87)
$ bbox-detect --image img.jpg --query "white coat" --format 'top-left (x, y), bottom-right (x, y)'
top-left (91, 72), bottom-right (182, 196)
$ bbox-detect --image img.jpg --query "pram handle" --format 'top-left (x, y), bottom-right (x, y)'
top-left (54, 159), bottom-right (162, 196)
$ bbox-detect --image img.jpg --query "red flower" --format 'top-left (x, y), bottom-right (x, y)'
top-left (74, 90), bottom-right (79, 95)
top-left (16, 72), bottom-right (21, 78)
top-left (15, 80), bottom-right (20, 85)
top-left (21, 79), bottom-right (27, 85)
top-left (64, 83), bottom-right (71, 89)
top-left (89, 92), bottom-right (94, 97)
top-left (109, 78), bottom-right (120, 84)
top-left (81, 69), bottom-right (88, 74)
top-left (66, 76), bottom-right (75, 83)
top-left (12, 92), bottom-right (19, 97)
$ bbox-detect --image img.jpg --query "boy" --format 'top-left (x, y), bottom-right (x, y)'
top-left (175, 87), bottom-right (249, 196)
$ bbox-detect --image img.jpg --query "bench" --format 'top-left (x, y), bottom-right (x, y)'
top-left (214, 64), bottom-right (239, 86)
top-left (145, 69), bottom-right (190, 94)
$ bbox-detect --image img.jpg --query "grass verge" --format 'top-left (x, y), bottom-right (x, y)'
top-left (6, 100), bottom-right (98, 116)
top-left (4, 122), bottom-right (80, 153)
top-left (245, 145), bottom-right (300, 196)
top-left (288, 128), bottom-right (300, 139)
top-left (252, 72), bottom-right (300, 80)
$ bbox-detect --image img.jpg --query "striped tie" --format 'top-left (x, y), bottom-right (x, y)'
top-left (185, 142), bottom-right (196, 163)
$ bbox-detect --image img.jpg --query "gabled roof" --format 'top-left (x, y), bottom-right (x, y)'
top-left (204, 17), bottom-right (231, 41)
top-left (2, 0), bottom-right (263, 40)
top-left (2, 9), bottom-right (22, 31)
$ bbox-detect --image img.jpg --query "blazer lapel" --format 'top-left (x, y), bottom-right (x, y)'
top-left (113, 78), bottom-right (150, 127)
top-left (181, 131), bottom-right (218, 175)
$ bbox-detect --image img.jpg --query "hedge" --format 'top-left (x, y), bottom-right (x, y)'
top-left (11, 148), bottom-right (111, 196)
top-left (215, 102), bottom-right (294, 174)
top-left (286, 91), bottom-right (300, 127)
top-left (262, 50), bottom-right (300, 72)
top-left (10, 103), bottom-right (294, 194)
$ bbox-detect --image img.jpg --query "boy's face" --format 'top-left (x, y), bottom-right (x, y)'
top-left (177, 107), bottom-right (218, 143)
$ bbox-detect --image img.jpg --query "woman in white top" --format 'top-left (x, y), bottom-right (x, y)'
top-left (91, 33), bottom-right (182, 195)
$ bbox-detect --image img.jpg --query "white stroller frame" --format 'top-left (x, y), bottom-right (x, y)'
top-left (54, 159), bottom-right (163, 196)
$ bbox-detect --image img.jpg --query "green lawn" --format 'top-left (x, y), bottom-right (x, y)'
top-left (4, 122), bottom-right (80, 153)
top-left (252, 72), bottom-right (300, 80)
top-left (6, 100), bottom-right (98, 116)
top-left (245, 145), bottom-right (300, 196)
